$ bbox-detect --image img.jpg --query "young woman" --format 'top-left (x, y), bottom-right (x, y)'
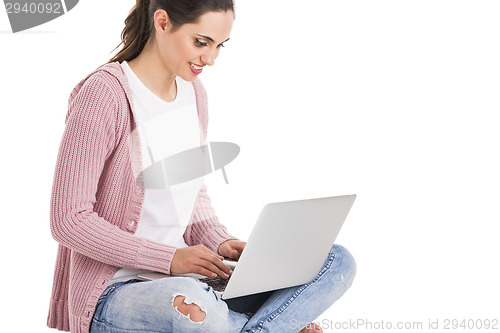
top-left (47, 0), bottom-right (357, 332)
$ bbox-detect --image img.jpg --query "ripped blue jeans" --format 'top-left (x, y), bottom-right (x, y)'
top-left (90, 244), bottom-right (356, 333)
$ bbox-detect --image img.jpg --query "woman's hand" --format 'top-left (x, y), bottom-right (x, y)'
top-left (170, 244), bottom-right (232, 279)
top-left (218, 239), bottom-right (246, 260)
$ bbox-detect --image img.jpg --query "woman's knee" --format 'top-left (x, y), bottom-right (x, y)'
top-left (328, 244), bottom-right (357, 286)
top-left (162, 277), bottom-right (213, 322)
top-left (173, 294), bottom-right (207, 322)
top-left (166, 278), bottom-right (236, 331)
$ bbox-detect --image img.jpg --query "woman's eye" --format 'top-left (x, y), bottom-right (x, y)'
top-left (195, 39), bottom-right (208, 47)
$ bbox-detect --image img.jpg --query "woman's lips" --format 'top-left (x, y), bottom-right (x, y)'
top-left (189, 62), bottom-right (204, 75)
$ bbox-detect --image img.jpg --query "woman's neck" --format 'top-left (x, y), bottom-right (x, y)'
top-left (127, 44), bottom-right (177, 102)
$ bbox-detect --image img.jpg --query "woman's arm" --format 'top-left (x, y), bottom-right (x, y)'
top-left (50, 73), bottom-right (175, 274)
top-left (183, 184), bottom-right (240, 254)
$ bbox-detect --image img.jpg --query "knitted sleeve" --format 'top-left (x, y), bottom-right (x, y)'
top-left (184, 184), bottom-right (240, 254)
top-left (50, 73), bottom-right (175, 274)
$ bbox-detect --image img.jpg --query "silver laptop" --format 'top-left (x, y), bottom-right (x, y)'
top-left (139, 194), bottom-right (356, 299)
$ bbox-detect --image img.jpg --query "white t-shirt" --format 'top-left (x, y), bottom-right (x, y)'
top-left (111, 61), bottom-right (205, 283)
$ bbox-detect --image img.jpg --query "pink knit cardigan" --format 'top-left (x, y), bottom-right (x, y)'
top-left (47, 62), bottom-right (238, 332)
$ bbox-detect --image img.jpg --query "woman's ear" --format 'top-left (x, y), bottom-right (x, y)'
top-left (153, 9), bottom-right (172, 34)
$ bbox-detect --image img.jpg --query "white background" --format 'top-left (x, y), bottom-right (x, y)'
top-left (1, 0), bottom-right (499, 332)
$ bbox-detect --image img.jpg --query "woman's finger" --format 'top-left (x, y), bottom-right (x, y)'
top-left (198, 253), bottom-right (232, 277)
top-left (193, 265), bottom-right (218, 278)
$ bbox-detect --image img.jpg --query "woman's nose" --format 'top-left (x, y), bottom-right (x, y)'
top-left (200, 49), bottom-right (217, 66)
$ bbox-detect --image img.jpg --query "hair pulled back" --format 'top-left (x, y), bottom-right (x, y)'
top-left (107, 0), bottom-right (234, 65)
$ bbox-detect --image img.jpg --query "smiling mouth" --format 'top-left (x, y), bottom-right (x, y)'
top-left (189, 62), bottom-right (204, 70)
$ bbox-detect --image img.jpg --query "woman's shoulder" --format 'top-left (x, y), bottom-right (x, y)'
top-left (69, 62), bottom-right (128, 106)
top-left (64, 62), bottom-right (132, 124)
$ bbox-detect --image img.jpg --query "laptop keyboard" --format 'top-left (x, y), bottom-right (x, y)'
top-left (199, 276), bottom-right (231, 292)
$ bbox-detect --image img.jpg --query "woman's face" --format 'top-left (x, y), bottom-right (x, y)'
top-left (155, 10), bottom-right (234, 81)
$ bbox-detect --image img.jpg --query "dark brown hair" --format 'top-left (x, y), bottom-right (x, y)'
top-left (106, 0), bottom-right (234, 65)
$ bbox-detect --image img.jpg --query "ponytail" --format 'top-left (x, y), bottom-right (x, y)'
top-left (107, 0), bottom-right (153, 65)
